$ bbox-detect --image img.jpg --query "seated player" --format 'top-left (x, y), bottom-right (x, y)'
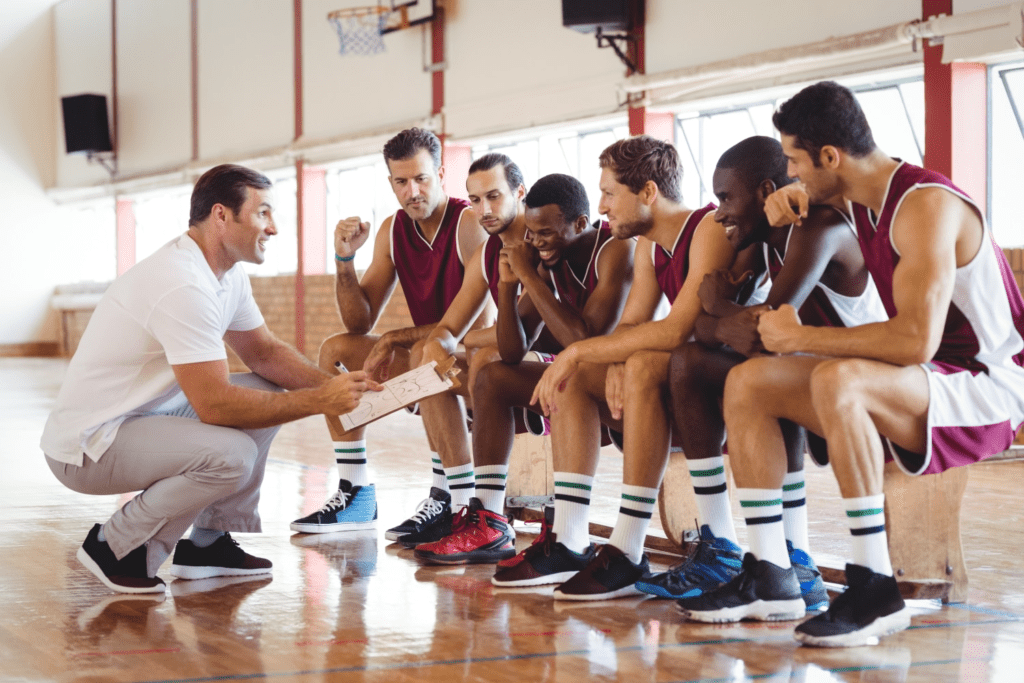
top-left (497, 135), bottom-right (735, 599)
top-left (290, 128), bottom-right (487, 537)
top-left (384, 153), bottom-right (530, 547)
top-left (412, 173), bottom-right (634, 564)
top-left (634, 136), bottom-right (886, 613)
top-left (679, 81), bottom-right (1024, 647)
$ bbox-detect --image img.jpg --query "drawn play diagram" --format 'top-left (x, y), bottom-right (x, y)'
top-left (340, 357), bottom-right (461, 431)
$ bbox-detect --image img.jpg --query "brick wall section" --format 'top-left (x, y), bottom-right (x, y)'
top-left (230, 272), bottom-right (415, 372)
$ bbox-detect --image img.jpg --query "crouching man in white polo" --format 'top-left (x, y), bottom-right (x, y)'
top-left (41, 164), bottom-right (377, 593)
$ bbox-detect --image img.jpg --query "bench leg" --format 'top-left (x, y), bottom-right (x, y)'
top-left (883, 461), bottom-right (969, 603)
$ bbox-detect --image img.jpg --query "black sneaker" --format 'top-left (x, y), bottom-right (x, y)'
top-left (676, 553), bottom-right (806, 622)
top-left (387, 487), bottom-right (452, 543)
top-left (794, 563), bottom-right (910, 647)
top-left (553, 544), bottom-right (649, 601)
top-left (169, 533), bottom-right (272, 580)
top-left (491, 509), bottom-right (596, 587)
top-left (76, 524), bottom-right (166, 594)
top-left (635, 524), bottom-right (743, 599)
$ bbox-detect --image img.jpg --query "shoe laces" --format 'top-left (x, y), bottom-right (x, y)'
top-left (319, 487), bottom-right (353, 513)
top-left (408, 496), bottom-right (446, 524)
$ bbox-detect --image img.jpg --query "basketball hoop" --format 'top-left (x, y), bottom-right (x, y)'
top-left (327, 6), bottom-right (391, 56)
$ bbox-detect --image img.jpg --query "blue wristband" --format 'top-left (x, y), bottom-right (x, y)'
top-left (335, 253), bottom-right (356, 262)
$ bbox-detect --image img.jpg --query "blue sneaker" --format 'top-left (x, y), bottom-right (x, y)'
top-left (635, 524), bottom-right (743, 599)
top-left (290, 480), bottom-right (377, 533)
top-left (787, 540), bottom-right (830, 612)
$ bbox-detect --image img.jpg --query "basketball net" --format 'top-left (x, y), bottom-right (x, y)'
top-left (328, 6), bottom-right (390, 56)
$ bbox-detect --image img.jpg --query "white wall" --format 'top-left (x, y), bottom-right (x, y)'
top-left (302, 0), bottom-right (432, 143)
top-left (444, 0), bottom-right (624, 141)
top-left (645, 0), bottom-right (922, 75)
top-left (198, 0), bottom-right (294, 160)
top-left (115, 0), bottom-right (191, 176)
top-left (1, 2), bottom-right (72, 344)
top-left (54, 0), bottom-right (112, 188)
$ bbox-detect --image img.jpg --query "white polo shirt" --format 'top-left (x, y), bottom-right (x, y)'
top-left (40, 233), bottom-right (264, 466)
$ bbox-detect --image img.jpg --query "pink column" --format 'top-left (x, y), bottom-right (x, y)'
top-left (443, 143), bottom-right (472, 200)
top-left (115, 198), bottom-right (135, 276)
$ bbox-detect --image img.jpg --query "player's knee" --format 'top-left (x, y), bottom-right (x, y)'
top-left (472, 358), bottom-right (506, 403)
top-left (668, 344), bottom-right (703, 393)
top-left (318, 332), bottom-right (362, 372)
top-left (409, 340), bottom-right (426, 367)
top-left (722, 358), bottom-right (766, 420)
top-left (810, 359), bottom-right (865, 414)
top-left (624, 350), bottom-right (665, 394)
top-left (468, 346), bottom-right (501, 386)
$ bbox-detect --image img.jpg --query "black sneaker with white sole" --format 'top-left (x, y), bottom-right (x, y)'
top-left (552, 544), bottom-right (649, 601)
top-left (77, 523), bottom-right (166, 594)
top-left (794, 563), bottom-right (910, 647)
top-left (677, 552), bottom-right (806, 623)
top-left (386, 487), bottom-right (452, 543)
top-left (169, 533), bottom-right (272, 580)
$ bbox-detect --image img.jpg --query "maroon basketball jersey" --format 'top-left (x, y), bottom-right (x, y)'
top-left (481, 234), bottom-right (504, 304)
top-left (849, 161), bottom-right (1024, 372)
top-left (548, 222), bottom-right (615, 312)
top-left (390, 196), bottom-right (471, 327)
top-left (653, 204), bottom-right (716, 304)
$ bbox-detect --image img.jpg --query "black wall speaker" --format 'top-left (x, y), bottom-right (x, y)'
top-left (61, 94), bottom-right (113, 154)
top-left (561, 0), bottom-right (630, 34)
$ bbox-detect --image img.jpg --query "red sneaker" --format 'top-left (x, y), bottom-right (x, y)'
top-left (414, 498), bottom-right (516, 565)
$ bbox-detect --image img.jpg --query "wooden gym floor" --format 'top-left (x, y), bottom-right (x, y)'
top-left (2, 357), bottom-right (1024, 682)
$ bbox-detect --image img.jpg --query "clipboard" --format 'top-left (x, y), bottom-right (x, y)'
top-left (339, 357), bottom-right (461, 431)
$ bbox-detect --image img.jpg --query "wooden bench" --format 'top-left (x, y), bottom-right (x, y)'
top-left (508, 437), bottom-right (972, 603)
top-left (659, 451), bottom-right (970, 603)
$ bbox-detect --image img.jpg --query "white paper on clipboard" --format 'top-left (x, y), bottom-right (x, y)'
top-left (340, 360), bottom-right (457, 431)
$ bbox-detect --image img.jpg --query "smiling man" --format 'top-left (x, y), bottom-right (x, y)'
top-left (635, 136), bottom-right (885, 609)
top-left (680, 81), bottom-right (1024, 648)
top-left (509, 136), bottom-right (735, 599)
top-left (42, 164), bottom-right (377, 594)
top-left (411, 172), bottom-right (634, 566)
top-left (290, 128), bottom-right (487, 539)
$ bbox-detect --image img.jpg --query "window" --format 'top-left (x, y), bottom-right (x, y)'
top-left (672, 77), bottom-right (925, 208)
top-left (133, 187), bottom-right (191, 263)
top-left (991, 61), bottom-right (1024, 246)
top-left (325, 157), bottom-right (399, 272)
top-left (472, 121), bottom-right (630, 222)
top-left (58, 200), bottom-right (117, 283)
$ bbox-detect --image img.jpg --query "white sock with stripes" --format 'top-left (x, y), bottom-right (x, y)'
top-left (474, 464), bottom-right (509, 514)
top-left (844, 494), bottom-right (893, 576)
top-left (334, 440), bottom-right (368, 487)
top-left (782, 470), bottom-right (810, 554)
top-left (688, 456), bottom-right (738, 545)
top-left (552, 472), bottom-right (594, 553)
top-left (445, 463), bottom-right (475, 511)
top-left (737, 487), bottom-right (790, 568)
top-left (430, 452), bottom-right (447, 491)
top-left (609, 484), bottom-right (659, 564)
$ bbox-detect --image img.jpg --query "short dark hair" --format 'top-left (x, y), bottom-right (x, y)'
top-left (772, 81), bottom-right (876, 165)
top-left (189, 164), bottom-right (272, 226)
top-left (383, 127), bottom-right (442, 170)
top-left (598, 135), bottom-right (683, 203)
top-left (716, 136), bottom-right (793, 192)
top-left (524, 173), bottom-right (590, 223)
top-left (468, 152), bottom-right (525, 193)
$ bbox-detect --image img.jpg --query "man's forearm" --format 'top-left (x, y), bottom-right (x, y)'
top-left (335, 266), bottom-right (375, 333)
top-left (388, 323), bottom-right (439, 350)
top-left (520, 269), bottom-right (589, 348)
top-left (198, 383), bottom-right (328, 430)
top-left (568, 317), bottom-right (688, 366)
top-left (244, 340), bottom-right (331, 391)
top-left (784, 320), bottom-right (931, 366)
top-left (496, 283), bottom-right (529, 362)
